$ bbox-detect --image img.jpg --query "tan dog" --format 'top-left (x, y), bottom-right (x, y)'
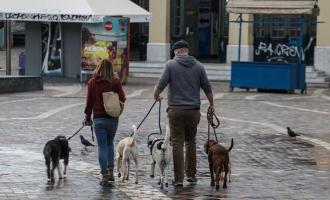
top-left (116, 125), bottom-right (139, 184)
top-left (204, 138), bottom-right (233, 190)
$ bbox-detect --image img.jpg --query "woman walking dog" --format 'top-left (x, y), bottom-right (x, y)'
top-left (84, 59), bottom-right (126, 185)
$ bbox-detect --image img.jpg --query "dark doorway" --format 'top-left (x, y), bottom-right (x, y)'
top-left (130, 0), bottom-right (149, 61)
top-left (170, 0), bottom-right (229, 63)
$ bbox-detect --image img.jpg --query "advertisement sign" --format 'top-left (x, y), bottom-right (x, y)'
top-left (81, 17), bottom-right (129, 82)
top-left (41, 22), bottom-right (62, 75)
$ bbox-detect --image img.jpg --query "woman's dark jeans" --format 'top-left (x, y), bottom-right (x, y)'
top-left (93, 117), bottom-right (118, 171)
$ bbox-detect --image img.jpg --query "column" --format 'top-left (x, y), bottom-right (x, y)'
top-left (62, 23), bottom-right (82, 79)
top-left (25, 22), bottom-right (42, 76)
top-left (314, 0), bottom-right (330, 75)
top-left (226, 13), bottom-right (254, 63)
top-left (147, 0), bottom-right (171, 62)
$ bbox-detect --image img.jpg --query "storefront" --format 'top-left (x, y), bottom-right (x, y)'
top-left (227, 0), bottom-right (319, 65)
top-left (0, 0), bottom-right (150, 81)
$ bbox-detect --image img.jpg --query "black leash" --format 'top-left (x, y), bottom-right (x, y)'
top-left (67, 123), bottom-right (94, 142)
top-left (67, 124), bottom-right (85, 141)
top-left (90, 125), bottom-right (94, 142)
top-left (207, 106), bottom-right (221, 143)
top-left (130, 99), bottom-right (163, 137)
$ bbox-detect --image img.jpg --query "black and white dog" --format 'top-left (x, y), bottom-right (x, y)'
top-left (43, 135), bottom-right (70, 184)
top-left (149, 124), bottom-right (172, 189)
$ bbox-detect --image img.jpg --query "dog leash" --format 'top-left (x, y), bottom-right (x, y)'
top-left (130, 99), bottom-right (163, 137)
top-left (90, 125), bottom-right (94, 142)
top-left (207, 107), bottom-right (221, 143)
top-left (67, 124), bottom-right (85, 141)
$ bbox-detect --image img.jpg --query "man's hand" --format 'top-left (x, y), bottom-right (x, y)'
top-left (153, 87), bottom-right (162, 101)
top-left (208, 105), bottom-right (214, 113)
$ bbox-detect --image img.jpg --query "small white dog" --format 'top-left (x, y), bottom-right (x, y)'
top-left (150, 124), bottom-right (172, 189)
top-left (116, 125), bottom-right (139, 184)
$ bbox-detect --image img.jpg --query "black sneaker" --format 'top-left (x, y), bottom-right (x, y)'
top-left (186, 177), bottom-right (197, 183)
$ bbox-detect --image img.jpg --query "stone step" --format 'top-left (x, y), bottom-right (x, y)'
top-left (306, 76), bottom-right (330, 83)
top-left (129, 72), bottom-right (161, 78)
top-left (307, 82), bottom-right (330, 88)
top-left (129, 62), bottom-right (330, 87)
top-left (306, 71), bottom-right (326, 78)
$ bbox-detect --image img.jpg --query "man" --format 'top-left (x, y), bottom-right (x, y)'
top-left (153, 39), bottom-right (214, 186)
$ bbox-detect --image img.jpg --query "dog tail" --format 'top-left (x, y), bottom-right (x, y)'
top-left (162, 124), bottom-right (171, 149)
top-left (227, 138), bottom-right (234, 153)
top-left (131, 124), bottom-right (138, 142)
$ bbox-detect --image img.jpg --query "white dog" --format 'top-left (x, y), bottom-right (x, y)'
top-left (116, 125), bottom-right (139, 184)
top-left (150, 124), bottom-right (172, 189)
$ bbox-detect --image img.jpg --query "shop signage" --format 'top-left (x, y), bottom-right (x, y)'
top-left (0, 13), bottom-right (102, 23)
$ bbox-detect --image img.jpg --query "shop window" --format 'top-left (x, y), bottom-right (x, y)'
top-left (271, 16), bottom-right (286, 39)
top-left (171, 0), bottom-right (184, 37)
top-left (254, 14), bottom-right (266, 38)
top-left (288, 18), bottom-right (300, 38)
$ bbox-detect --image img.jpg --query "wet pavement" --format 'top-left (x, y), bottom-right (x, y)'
top-left (0, 77), bottom-right (329, 199)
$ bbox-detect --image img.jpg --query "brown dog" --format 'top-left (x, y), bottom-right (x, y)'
top-left (204, 138), bottom-right (233, 190)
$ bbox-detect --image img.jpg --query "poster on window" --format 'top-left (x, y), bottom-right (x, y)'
top-left (81, 17), bottom-right (129, 82)
top-left (41, 22), bottom-right (62, 75)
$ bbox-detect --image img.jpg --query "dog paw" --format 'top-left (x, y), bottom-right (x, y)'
top-left (150, 174), bottom-right (155, 178)
top-left (165, 183), bottom-right (168, 188)
top-left (216, 185), bottom-right (220, 190)
top-left (135, 181), bottom-right (138, 184)
top-left (223, 184), bottom-right (227, 189)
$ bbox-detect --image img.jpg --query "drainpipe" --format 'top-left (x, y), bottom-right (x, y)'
top-left (238, 14), bottom-right (242, 62)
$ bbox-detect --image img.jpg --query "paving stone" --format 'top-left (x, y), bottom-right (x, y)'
top-left (0, 79), bottom-right (329, 199)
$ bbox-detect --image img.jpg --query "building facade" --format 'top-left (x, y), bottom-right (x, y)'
top-left (138, 0), bottom-right (330, 76)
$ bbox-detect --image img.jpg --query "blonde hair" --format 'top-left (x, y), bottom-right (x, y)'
top-left (93, 59), bottom-right (114, 81)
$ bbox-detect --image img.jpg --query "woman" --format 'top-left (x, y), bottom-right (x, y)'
top-left (84, 59), bottom-right (126, 185)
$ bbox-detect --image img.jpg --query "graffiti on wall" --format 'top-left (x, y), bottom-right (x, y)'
top-left (255, 42), bottom-right (300, 58)
top-left (254, 37), bottom-right (315, 64)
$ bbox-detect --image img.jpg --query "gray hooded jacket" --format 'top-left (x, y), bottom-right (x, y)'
top-left (157, 55), bottom-right (212, 109)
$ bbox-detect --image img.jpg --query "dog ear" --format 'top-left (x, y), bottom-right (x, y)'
top-left (56, 135), bottom-right (67, 140)
top-left (210, 140), bottom-right (217, 146)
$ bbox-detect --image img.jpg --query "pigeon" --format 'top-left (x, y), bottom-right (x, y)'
top-left (80, 135), bottom-right (95, 149)
top-left (287, 127), bottom-right (300, 137)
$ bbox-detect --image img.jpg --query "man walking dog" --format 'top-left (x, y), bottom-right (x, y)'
top-left (154, 39), bottom-right (214, 186)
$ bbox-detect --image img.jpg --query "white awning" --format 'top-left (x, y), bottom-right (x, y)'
top-left (0, 0), bottom-right (151, 23)
top-left (226, 0), bottom-right (319, 15)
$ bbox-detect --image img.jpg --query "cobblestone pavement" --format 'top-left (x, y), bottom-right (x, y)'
top-left (0, 77), bottom-right (329, 200)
